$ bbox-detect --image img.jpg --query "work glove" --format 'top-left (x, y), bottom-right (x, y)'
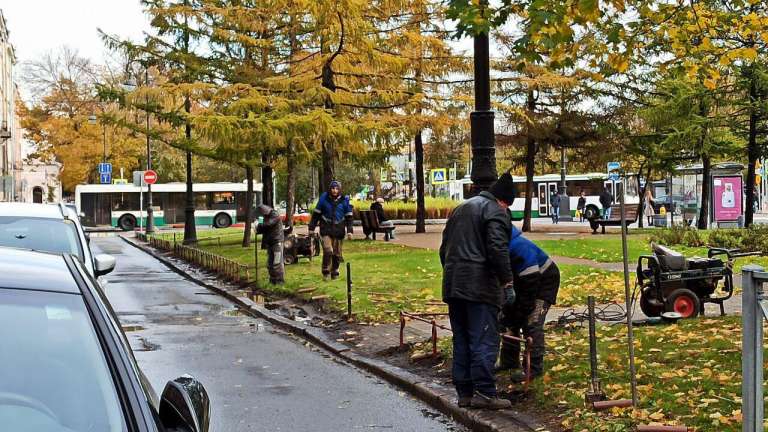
top-left (346, 233), bottom-right (353, 241)
top-left (503, 281), bottom-right (516, 307)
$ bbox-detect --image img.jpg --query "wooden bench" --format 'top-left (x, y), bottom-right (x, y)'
top-left (359, 210), bottom-right (395, 241)
top-left (588, 204), bottom-right (639, 234)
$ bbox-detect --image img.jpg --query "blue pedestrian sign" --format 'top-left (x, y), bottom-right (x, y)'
top-left (607, 161), bottom-right (620, 181)
top-left (98, 163), bottom-right (112, 174)
top-left (430, 169), bottom-right (448, 185)
top-left (608, 172), bottom-right (620, 181)
top-left (100, 173), bottom-right (112, 184)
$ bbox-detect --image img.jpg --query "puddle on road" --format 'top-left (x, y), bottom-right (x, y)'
top-left (122, 325), bottom-right (145, 332)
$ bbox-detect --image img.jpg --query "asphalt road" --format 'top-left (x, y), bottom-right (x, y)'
top-left (93, 236), bottom-right (462, 432)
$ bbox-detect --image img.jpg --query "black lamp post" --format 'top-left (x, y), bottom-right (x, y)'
top-left (124, 67), bottom-right (154, 234)
top-left (469, 0), bottom-right (498, 195)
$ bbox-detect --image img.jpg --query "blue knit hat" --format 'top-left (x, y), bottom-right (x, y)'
top-left (329, 180), bottom-right (341, 189)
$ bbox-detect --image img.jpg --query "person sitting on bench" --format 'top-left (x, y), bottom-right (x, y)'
top-left (370, 198), bottom-right (395, 239)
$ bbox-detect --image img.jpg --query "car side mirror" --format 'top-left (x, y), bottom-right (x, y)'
top-left (159, 375), bottom-right (210, 432)
top-left (94, 254), bottom-right (116, 276)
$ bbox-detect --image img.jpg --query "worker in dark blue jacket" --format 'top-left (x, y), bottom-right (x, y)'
top-left (309, 180), bottom-right (354, 280)
top-left (497, 224), bottom-right (560, 381)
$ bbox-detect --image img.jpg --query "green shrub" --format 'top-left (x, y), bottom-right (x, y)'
top-left (652, 225), bottom-right (768, 253)
top-left (649, 224), bottom-right (694, 246)
top-left (352, 197), bottom-right (458, 220)
top-left (707, 229), bottom-right (744, 249)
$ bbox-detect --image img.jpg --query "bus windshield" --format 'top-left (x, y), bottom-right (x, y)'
top-left (0, 217), bottom-right (83, 260)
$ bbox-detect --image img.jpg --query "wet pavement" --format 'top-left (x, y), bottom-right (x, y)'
top-left (93, 236), bottom-right (464, 432)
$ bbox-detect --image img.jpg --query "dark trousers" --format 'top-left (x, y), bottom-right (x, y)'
top-left (500, 299), bottom-right (550, 375)
top-left (266, 242), bottom-right (284, 284)
top-left (448, 299), bottom-right (500, 398)
top-left (320, 235), bottom-right (343, 276)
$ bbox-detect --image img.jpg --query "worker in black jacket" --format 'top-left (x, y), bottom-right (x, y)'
top-left (254, 204), bottom-right (285, 285)
top-left (439, 172), bottom-right (516, 410)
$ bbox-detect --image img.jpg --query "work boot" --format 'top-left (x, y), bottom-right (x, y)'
top-left (494, 363), bottom-right (519, 374)
top-left (509, 370), bottom-right (540, 383)
top-left (470, 392), bottom-right (512, 410)
top-left (322, 274), bottom-right (330, 281)
top-left (331, 272), bottom-right (340, 280)
top-left (458, 397), bottom-right (472, 408)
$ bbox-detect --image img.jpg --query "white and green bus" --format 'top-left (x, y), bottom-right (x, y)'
top-left (75, 182), bottom-right (262, 231)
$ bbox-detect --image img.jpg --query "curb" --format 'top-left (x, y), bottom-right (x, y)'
top-left (120, 235), bottom-right (544, 432)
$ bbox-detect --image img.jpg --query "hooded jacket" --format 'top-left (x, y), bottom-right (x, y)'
top-left (440, 191), bottom-right (514, 307)
top-left (309, 192), bottom-right (354, 239)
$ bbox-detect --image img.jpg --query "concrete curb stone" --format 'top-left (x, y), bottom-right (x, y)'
top-left (120, 234), bottom-right (544, 432)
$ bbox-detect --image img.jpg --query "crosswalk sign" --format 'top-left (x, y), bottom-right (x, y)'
top-left (100, 173), bottom-right (112, 184)
top-left (430, 169), bottom-right (447, 185)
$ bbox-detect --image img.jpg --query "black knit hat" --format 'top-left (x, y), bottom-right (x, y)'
top-left (488, 172), bottom-right (515, 205)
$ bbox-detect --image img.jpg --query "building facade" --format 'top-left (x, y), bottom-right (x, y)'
top-left (0, 9), bottom-right (16, 201)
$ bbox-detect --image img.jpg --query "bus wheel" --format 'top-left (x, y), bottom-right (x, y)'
top-left (213, 213), bottom-right (232, 229)
top-left (118, 214), bottom-right (137, 231)
top-left (583, 205), bottom-right (599, 220)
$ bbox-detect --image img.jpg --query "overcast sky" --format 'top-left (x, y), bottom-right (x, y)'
top-left (2, 1), bottom-right (149, 72)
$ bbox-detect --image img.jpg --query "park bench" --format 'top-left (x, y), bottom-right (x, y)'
top-left (588, 204), bottom-right (639, 234)
top-left (359, 210), bottom-right (395, 241)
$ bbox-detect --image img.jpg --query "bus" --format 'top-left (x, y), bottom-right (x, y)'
top-left (506, 172), bottom-right (640, 220)
top-left (75, 182), bottom-right (263, 231)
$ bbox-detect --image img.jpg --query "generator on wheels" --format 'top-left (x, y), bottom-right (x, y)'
top-left (636, 243), bottom-right (759, 319)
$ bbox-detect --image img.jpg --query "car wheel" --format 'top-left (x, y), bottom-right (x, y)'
top-left (118, 214), bottom-right (137, 231)
top-left (213, 213), bottom-right (232, 229)
top-left (665, 288), bottom-right (700, 319)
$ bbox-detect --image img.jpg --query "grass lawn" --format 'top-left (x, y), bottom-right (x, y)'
top-left (526, 317), bottom-right (749, 431)
top-left (536, 235), bottom-right (652, 263)
top-left (155, 228), bottom-right (634, 320)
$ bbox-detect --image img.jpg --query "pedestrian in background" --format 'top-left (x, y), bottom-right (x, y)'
top-left (439, 172), bottom-right (516, 410)
top-left (550, 191), bottom-right (561, 224)
top-left (644, 189), bottom-right (655, 226)
top-left (309, 180), bottom-right (354, 280)
top-left (497, 224), bottom-right (560, 382)
top-left (370, 197), bottom-right (395, 238)
top-left (577, 190), bottom-right (587, 222)
top-left (254, 204), bottom-right (285, 285)
top-left (599, 187), bottom-right (614, 219)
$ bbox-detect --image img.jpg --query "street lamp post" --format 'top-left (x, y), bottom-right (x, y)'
top-left (469, 0), bottom-right (497, 195)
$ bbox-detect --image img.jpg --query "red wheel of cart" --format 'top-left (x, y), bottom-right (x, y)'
top-left (665, 288), bottom-right (700, 319)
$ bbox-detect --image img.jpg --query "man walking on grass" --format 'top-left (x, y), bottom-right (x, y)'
top-left (440, 172), bottom-right (516, 410)
top-left (309, 180), bottom-right (354, 280)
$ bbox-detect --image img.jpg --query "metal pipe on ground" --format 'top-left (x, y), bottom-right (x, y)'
top-left (636, 426), bottom-right (688, 432)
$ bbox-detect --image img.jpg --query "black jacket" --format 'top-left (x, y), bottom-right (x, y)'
top-left (440, 191), bottom-right (514, 307)
top-left (255, 207), bottom-right (284, 248)
top-left (370, 202), bottom-right (387, 222)
top-left (599, 190), bottom-right (613, 209)
top-left (577, 196), bottom-right (586, 210)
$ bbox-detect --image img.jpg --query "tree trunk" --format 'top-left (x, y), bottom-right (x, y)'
top-left (242, 166), bottom-right (254, 247)
top-left (182, 96), bottom-right (197, 245)
top-left (285, 140), bottom-right (296, 228)
top-left (746, 70), bottom-right (759, 228)
top-left (321, 141), bottom-right (334, 190)
top-left (372, 169), bottom-right (382, 198)
top-left (415, 131), bottom-right (426, 233)
top-left (698, 155), bottom-right (711, 230)
top-left (262, 154), bottom-right (273, 207)
top-left (522, 90), bottom-right (536, 232)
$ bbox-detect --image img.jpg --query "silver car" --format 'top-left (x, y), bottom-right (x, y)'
top-left (0, 202), bottom-right (115, 278)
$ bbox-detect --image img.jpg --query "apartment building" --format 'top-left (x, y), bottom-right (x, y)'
top-left (0, 9), bottom-right (15, 201)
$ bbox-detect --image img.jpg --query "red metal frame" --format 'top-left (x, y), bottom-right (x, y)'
top-left (399, 311), bottom-right (534, 390)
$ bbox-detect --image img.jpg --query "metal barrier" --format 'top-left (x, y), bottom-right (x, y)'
top-left (399, 311), bottom-right (534, 389)
top-left (742, 265), bottom-right (768, 432)
top-left (137, 233), bottom-right (250, 285)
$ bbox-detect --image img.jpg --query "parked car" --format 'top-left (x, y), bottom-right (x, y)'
top-left (0, 202), bottom-right (115, 279)
top-left (0, 247), bottom-right (210, 432)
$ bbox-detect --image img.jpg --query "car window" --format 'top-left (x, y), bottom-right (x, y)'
top-left (0, 217), bottom-right (84, 260)
top-left (0, 289), bottom-right (127, 432)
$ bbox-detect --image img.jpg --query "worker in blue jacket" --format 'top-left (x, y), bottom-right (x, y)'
top-left (497, 224), bottom-right (560, 381)
top-left (309, 180), bottom-right (354, 280)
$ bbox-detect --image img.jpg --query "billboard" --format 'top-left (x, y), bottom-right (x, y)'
top-left (713, 175), bottom-right (743, 222)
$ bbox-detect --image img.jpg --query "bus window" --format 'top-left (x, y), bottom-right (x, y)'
top-left (213, 192), bottom-right (234, 204)
top-left (195, 192), bottom-right (210, 210)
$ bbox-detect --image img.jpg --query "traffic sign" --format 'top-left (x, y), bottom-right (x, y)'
top-left (144, 170), bottom-right (158, 185)
top-left (608, 172), bottom-right (620, 181)
top-left (98, 163), bottom-right (112, 174)
top-left (132, 171), bottom-right (145, 187)
top-left (430, 168), bottom-right (447, 184)
top-left (100, 173), bottom-right (112, 184)
top-left (449, 168), bottom-right (457, 181)
top-left (113, 178), bottom-right (128, 185)
top-left (607, 161), bottom-right (620, 172)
